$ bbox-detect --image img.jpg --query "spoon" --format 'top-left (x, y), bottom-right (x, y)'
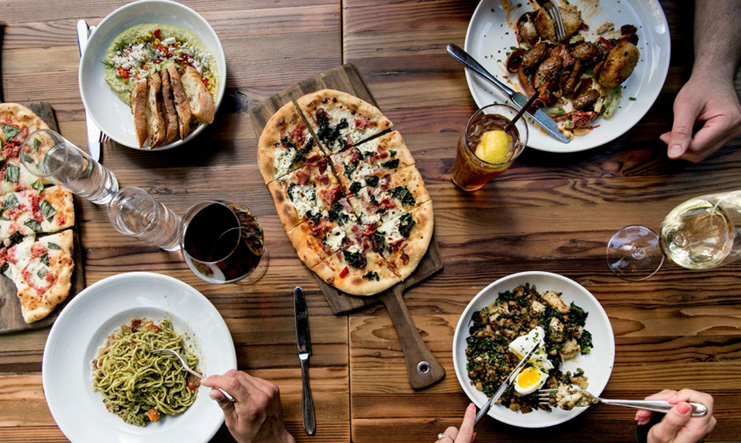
top-left (151, 348), bottom-right (236, 403)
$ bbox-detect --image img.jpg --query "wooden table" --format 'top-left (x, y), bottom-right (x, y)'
top-left (1, 1), bottom-right (740, 441)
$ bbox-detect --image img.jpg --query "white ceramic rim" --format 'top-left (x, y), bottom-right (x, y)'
top-left (42, 272), bottom-right (237, 442)
top-left (78, 0), bottom-right (227, 151)
top-left (464, 0), bottom-right (671, 153)
top-left (452, 271), bottom-right (616, 428)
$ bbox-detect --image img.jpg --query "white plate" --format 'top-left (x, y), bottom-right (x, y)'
top-left (79, 0), bottom-right (227, 150)
top-left (452, 271), bottom-right (615, 428)
top-left (465, 0), bottom-right (670, 153)
top-left (42, 272), bottom-right (237, 443)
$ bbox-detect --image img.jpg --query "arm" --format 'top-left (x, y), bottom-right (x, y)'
top-left (662, 0), bottom-right (741, 162)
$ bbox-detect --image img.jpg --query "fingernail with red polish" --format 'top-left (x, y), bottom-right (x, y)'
top-left (677, 402), bottom-right (691, 414)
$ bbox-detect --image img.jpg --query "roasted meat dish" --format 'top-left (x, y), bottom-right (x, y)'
top-left (506, 5), bottom-right (640, 138)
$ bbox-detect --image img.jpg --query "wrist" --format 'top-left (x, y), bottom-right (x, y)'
top-left (691, 59), bottom-right (738, 83)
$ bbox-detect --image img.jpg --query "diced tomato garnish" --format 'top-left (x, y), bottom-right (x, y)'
top-left (146, 408), bottom-right (161, 422)
top-left (186, 378), bottom-right (198, 391)
top-left (153, 29), bottom-right (162, 40)
top-left (339, 266), bottom-right (349, 278)
top-left (117, 67), bottom-right (130, 79)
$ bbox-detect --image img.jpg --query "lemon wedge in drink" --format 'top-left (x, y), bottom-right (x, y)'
top-left (475, 130), bottom-right (512, 164)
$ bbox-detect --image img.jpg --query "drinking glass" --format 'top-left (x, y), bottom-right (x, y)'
top-left (180, 201), bottom-right (268, 284)
top-left (451, 104), bottom-right (528, 191)
top-left (606, 190), bottom-right (741, 281)
top-left (108, 187), bottom-right (181, 251)
top-left (20, 129), bottom-right (118, 205)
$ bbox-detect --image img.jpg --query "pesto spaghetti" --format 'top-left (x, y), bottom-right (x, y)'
top-left (92, 318), bottom-right (200, 426)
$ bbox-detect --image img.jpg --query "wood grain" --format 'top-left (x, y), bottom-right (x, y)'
top-left (0, 0), bottom-right (740, 441)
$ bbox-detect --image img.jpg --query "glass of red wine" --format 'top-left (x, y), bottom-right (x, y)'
top-left (180, 201), bottom-right (268, 284)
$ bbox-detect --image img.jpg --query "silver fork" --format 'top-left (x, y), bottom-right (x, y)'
top-left (99, 132), bottom-right (110, 144)
top-left (534, 0), bottom-right (566, 41)
top-left (538, 386), bottom-right (708, 416)
top-left (151, 348), bottom-right (236, 403)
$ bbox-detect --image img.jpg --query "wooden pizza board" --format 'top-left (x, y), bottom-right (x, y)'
top-left (0, 103), bottom-right (86, 334)
top-left (250, 65), bottom-right (445, 389)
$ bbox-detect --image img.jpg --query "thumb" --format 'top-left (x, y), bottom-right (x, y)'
top-left (649, 402), bottom-right (693, 442)
top-left (667, 100), bottom-right (701, 159)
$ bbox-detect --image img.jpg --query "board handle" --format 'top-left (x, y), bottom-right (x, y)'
top-left (379, 286), bottom-right (445, 390)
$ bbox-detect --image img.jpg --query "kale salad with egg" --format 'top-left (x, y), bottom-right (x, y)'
top-left (465, 283), bottom-right (593, 413)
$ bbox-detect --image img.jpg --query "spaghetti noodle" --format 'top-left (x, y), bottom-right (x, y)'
top-left (92, 318), bottom-right (199, 426)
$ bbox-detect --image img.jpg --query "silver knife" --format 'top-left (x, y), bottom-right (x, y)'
top-left (474, 338), bottom-right (543, 425)
top-left (447, 44), bottom-right (571, 144)
top-left (76, 20), bottom-right (102, 161)
top-left (294, 287), bottom-right (316, 435)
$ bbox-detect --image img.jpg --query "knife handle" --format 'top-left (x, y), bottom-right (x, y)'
top-left (446, 44), bottom-right (515, 97)
top-left (300, 358), bottom-right (316, 435)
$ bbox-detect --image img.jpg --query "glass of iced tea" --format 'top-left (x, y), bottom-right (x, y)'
top-left (451, 104), bottom-right (528, 191)
top-left (180, 201), bottom-right (268, 284)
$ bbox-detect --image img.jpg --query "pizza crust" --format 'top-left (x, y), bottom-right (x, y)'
top-left (312, 249), bottom-right (400, 296)
top-left (286, 221), bottom-right (332, 269)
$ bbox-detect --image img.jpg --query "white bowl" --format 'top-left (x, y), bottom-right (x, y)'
top-left (42, 272), bottom-right (237, 442)
top-left (452, 271), bottom-right (615, 428)
top-left (79, 0), bottom-right (227, 150)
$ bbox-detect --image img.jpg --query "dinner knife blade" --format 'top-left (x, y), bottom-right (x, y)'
top-left (294, 286), bottom-right (316, 435)
top-left (446, 44), bottom-right (571, 144)
top-left (76, 20), bottom-right (101, 161)
top-left (294, 286), bottom-right (312, 356)
top-left (474, 338), bottom-right (543, 426)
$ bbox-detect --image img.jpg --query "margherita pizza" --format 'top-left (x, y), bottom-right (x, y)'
top-left (259, 90), bottom-right (433, 296)
top-left (0, 103), bottom-right (76, 323)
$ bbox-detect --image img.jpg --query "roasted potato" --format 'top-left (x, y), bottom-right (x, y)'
top-left (549, 43), bottom-right (574, 69)
top-left (598, 41), bottom-right (639, 88)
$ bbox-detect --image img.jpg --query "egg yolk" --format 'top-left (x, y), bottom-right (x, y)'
top-left (517, 367), bottom-right (542, 388)
top-left (474, 130), bottom-right (512, 164)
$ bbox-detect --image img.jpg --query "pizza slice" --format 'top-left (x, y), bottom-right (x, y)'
top-left (311, 239), bottom-right (400, 296)
top-left (0, 108), bottom-right (52, 195)
top-left (347, 165), bottom-right (430, 227)
top-left (258, 101), bottom-right (325, 184)
top-left (296, 89), bottom-right (392, 154)
top-left (0, 186), bottom-right (75, 243)
top-left (330, 131), bottom-right (415, 190)
top-left (285, 195), bottom-right (361, 268)
top-left (0, 229), bottom-right (74, 323)
top-left (370, 201), bottom-right (434, 282)
top-left (267, 158), bottom-right (341, 232)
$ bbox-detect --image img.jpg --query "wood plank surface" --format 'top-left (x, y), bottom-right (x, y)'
top-left (0, 0), bottom-right (739, 442)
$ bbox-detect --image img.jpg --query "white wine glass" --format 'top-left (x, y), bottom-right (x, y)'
top-left (606, 190), bottom-right (741, 281)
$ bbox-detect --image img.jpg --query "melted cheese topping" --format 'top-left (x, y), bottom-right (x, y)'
top-left (380, 216), bottom-right (403, 244)
top-left (288, 184), bottom-right (321, 218)
top-left (325, 225), bottom-right (345, 250)
top-left (273, 148), bottom-right (295, 178)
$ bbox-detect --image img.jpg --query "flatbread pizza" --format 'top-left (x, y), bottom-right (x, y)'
top-left (259, 89), bottom-right (434, 296)
top-left (0, 103), bottom-right (77, 323)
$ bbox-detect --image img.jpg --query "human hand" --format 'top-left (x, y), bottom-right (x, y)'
top-left (201, 370), bottom-right (295, 443)
top-left (435, 402), bottom-right (476, 443)
top-left (661, 71), bottom-right (741, 163)
top-left (635, 389), bottom-right (716, 443)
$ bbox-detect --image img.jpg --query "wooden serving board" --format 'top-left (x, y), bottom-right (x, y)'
top-left (0, 102), bottom-right (86, 333)
top-left (251, 65), bottom-right (445, 389)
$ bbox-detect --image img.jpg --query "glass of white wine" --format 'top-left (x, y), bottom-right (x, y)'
top-left (607, 190), bottom-right (741, 281)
